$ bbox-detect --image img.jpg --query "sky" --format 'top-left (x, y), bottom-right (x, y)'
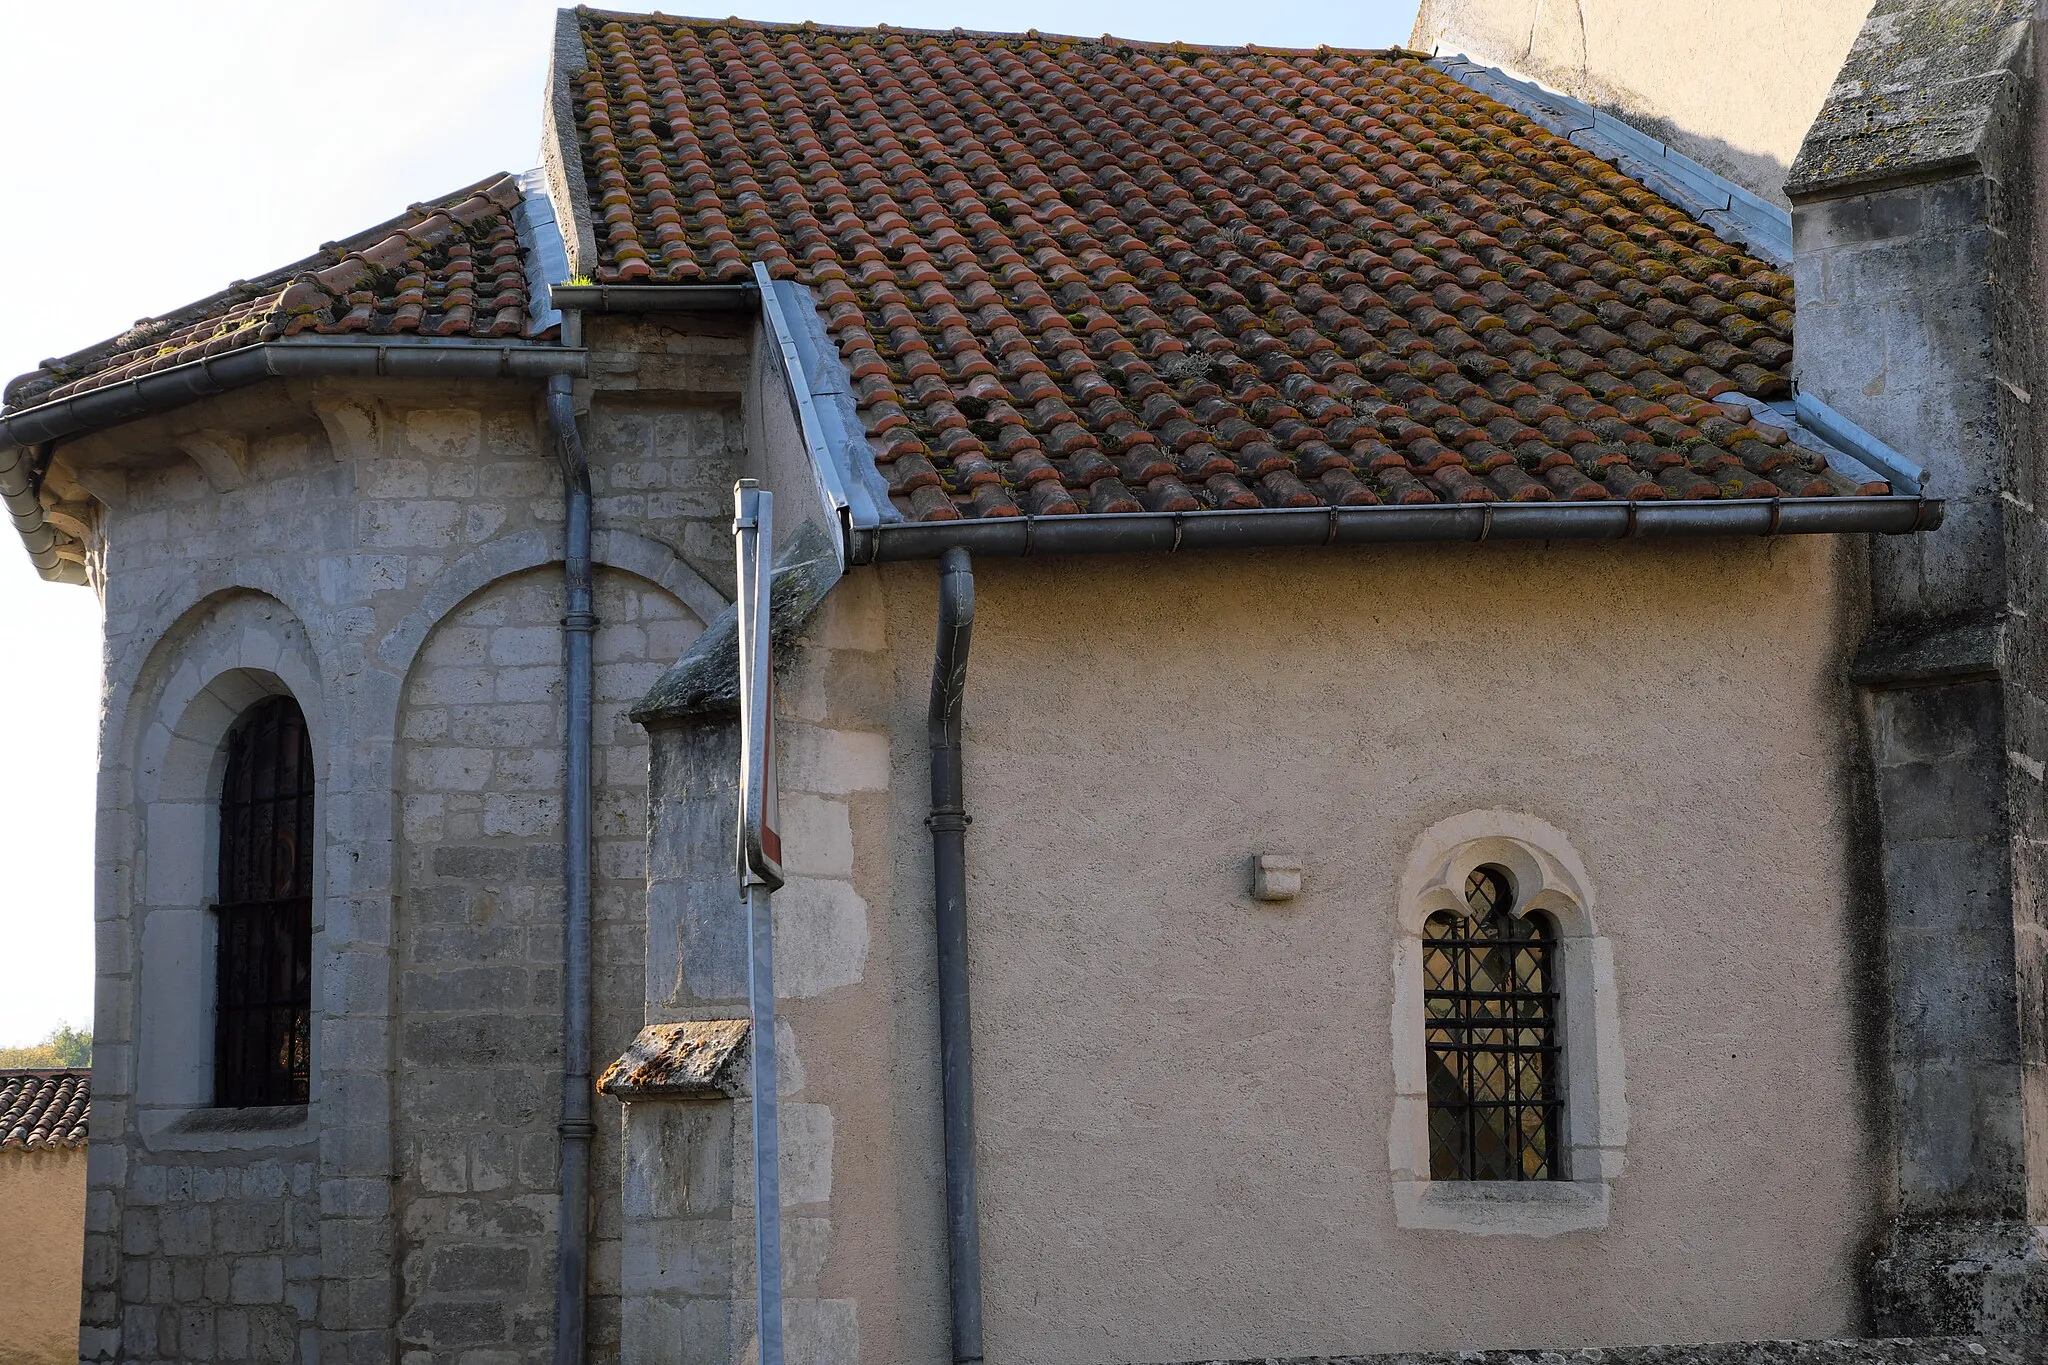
top-left (0, 0), bottom-right (1422, 1047)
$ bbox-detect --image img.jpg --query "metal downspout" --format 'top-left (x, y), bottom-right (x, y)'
top-left (0, 440), bottom-right (69, 580)
top-left (927, 546), bottom-right (984, 1364)
top-left (545, 372), bottom-right (597, 1365)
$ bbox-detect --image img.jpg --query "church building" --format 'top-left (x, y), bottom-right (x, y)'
top-left (2, 3), bottom-right (2042, 1362)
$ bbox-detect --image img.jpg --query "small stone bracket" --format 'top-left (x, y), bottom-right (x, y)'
top-left (177, 429), bottom-right (249, 492)
top-left (598, 1018), bottom-right (751, 1100)
top-left (1251, 853), bottom-right (1301, 902)
top-left (312, 394), bottom-right (382, 462)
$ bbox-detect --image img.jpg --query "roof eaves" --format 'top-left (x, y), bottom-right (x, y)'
top-left (6, 172), bottom-right (523, 410)
top-left (1431, 55), bottom-right (1792, 266)
top-left (849, 495), bottom-right (1940, 564)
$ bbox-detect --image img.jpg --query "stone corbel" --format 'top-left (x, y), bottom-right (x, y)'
top-left (41, 500), bottom-right (98, 542)
top-left (599, 1018), bottom-right (751, 1101)
top-left (67, 466), bottom-right (126, 509)
top-left (175, 429), bottom-right (249, 492)
top-left (312, 395), bottom-right (382, 463)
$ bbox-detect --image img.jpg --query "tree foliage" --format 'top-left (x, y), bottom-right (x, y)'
top-left (0, 1023), bottom-right (92, 1068)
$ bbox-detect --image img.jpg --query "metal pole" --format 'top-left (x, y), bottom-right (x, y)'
top-left (745, 875), bottom-right (784, 1365)
top-left (733, 479), bottom-right (785, 1365)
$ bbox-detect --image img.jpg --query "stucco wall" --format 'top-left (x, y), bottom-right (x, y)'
top-left (1410, 0), bottom-right (1874, 207)
top-left (824, 532), bottom-right (1877, 1362)
top-left (0, 1148), bottom-right (87, 1365)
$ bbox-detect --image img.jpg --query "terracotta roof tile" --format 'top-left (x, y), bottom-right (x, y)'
top-left (0, 1069), bottom-right (90, 1152)
top-left (4, 174), bottom-right (553, 413)
top-left (571, 12), bottom-right (1875, 518)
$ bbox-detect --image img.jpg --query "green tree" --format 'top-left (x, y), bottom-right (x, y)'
top-left (0, 1023), bottom-right (92, 1068)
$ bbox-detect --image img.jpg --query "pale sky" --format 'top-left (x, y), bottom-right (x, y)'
top-left (0, 0), bottom-right (1420, 1047)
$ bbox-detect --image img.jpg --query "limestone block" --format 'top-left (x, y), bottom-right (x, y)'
top-left (783, 725), bottom-right (889, 795)
top-left (770, 878), bottom-right (870, 1000)
top-left (779, 795), bottom-right (853, 877)
top-left (401, 408), bottom-right (482, 460)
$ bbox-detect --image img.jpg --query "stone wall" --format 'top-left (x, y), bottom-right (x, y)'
top-left (104, 1151), bottom-right (320, 1364)
top-left (69, 341), bottom-right (739, 1362)
top-left (630, 569), bottom-right (911, 1365)
top-left (1408, 0), bottom-right (1872, 207)
top-left (1786, 0), bottom-right (2048, 1339)
top-left (394, 565), bottom-right (691, 1364)
top-left (1159, 1341), bottom-right (2022, 1365)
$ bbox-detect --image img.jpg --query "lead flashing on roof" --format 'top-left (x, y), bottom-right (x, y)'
top-left (516, 169), bottom-right (570, 341)
top-left (1431, 55), bottom-right (1793, 266)
top-left (753, 271), bottom-right (895, 533)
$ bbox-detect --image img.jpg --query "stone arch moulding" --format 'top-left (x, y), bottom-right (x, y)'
top-left (1389, 809), bottom-right (1628, 1236)
top-left (374, 526), bottom-right (726, 680)
top-left (126, 591), bottom-right (329, 1150)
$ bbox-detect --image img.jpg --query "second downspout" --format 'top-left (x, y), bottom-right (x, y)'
top-left (545, 371), bottom-right (597, 1365)
top-left (928, 546), bottom-right (985, 1364)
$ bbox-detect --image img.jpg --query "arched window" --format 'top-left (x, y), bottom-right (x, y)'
top-left (214, 696), bottom-right (314, 1108)
top-left (1423, 865), bottom-right (1561, 1181)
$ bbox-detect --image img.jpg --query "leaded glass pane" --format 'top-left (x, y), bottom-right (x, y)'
top-left (1423, 866), bottom-right (1562, 1180)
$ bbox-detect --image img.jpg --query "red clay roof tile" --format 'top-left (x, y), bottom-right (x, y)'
top-left (4, 174), bottom-right (553, 413)
top-left (570, 12), bottom-right (1871, 517)
top-left (0, 1069), bottom-right (89, 1152)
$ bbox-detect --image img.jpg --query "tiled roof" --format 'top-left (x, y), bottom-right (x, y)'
top-left (0, 1070), bottom-right (89, 1152)
top-left (4, 174), bottom-right (552, 413)
top-left (565, 13), bottom-right (1879, 521)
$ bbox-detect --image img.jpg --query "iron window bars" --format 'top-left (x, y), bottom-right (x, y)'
top-left (214, 697), bottom-right (314, 1108)
top-left (1423, 866), bottom-right (1563, 1180)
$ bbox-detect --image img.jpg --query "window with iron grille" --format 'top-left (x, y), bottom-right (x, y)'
top-left (1423, 865), bottom-right (1562, 1180)
top-left (214, 696), bottom-right (314, 1108)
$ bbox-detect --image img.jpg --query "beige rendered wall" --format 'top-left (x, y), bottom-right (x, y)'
top-left (1410, 0), bottom-right (1874, 207)
top-left (0, 1148), bottom-right (86, 1365)
top-left (824, 532), bottom-right (1875, 1362)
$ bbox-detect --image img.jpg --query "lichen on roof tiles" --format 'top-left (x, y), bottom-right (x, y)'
top-left (0, 1069), bottom-right (90, 1151)
top-left (570, 11), bottom-right (1874, 519)
top-left (4, 174), bottom-right (554, 413)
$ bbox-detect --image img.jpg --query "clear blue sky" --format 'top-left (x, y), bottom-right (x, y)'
top-left (0, 0), bottom-right (1421, 1047)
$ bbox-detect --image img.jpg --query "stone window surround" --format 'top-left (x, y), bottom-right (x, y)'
top-left (130, 603), bottom-right (327, 1153)
top-left (1389, 810), bottom-right (1628, 1236)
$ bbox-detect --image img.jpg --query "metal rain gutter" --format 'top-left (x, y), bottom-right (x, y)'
top-left (849, 494), bottom-right (1942, 563)
top-left (547, 282), bottom-right (758, 313)
top-left (0, 440), bottom-right (76, 583)
top-left (544, 373), bottom-right (598, 1365)
top-left (0, 338), bottom-right (588, 584)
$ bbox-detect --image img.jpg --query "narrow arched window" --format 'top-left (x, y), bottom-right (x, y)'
top-left (1423, 866), bottom-right (1561, 1180)
top-left (214, 696), bottom-right (314, 1107)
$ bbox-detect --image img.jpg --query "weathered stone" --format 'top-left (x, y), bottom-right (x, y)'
top-left (1159, 1344), bottom-right (2022, 1365)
